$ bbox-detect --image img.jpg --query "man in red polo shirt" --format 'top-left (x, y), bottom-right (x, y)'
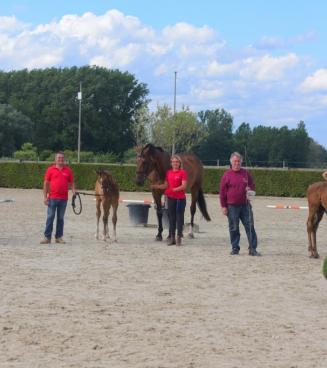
top-left (40, 151), bottom-right (76, 244)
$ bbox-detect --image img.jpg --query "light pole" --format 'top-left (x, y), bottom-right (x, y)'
top-left (77, 82), bottom-right (82, 163)
top-left (172, 71), bottom-right (177, 155)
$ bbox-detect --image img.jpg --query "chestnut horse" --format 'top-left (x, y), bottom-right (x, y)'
top-left (306, 180), bottom-right (327, 258)
top-left (95, 169), bottom-right (119, 242)
top-left (135, 143), bottom-right (211, 240)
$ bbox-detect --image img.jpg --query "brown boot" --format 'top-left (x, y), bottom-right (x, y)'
top-left (176, 236), bottom-right (182, 246)
top-left (167, 236), bottom-right (176, 246)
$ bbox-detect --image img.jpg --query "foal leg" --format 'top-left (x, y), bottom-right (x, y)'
top-left (112, 204), bottom-right (118, 242)
top-left (102, 205), bottom-right (110, 241)
top-left (312, 207), bottom-right (324, 258)
top-left (307, 207), bottom-right (323, 258)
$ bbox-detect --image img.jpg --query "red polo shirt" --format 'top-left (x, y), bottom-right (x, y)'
top-left (44, 165), bottom-right (74, 200)
top-left (164, 169), bottom-right (187, 199)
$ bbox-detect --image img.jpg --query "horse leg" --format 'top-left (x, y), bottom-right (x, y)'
top-left (312, 207), bottom-right (324, 258)
top-left (307, 207), bottom-right (323, 258)
top-left (112, 204), bottom-right (118, 242)
top-left (95, 199), bottom-right (101, 240)
top-left (154, 192), bottom-right (163, 241)
top-left (188, 188), bottom-right (198, 238)
top-left (102, 204), bottom-right (110, 241)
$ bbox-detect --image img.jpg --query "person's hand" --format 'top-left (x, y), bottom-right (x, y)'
top-left (222, 207), bottom-right (228, 216)
top-left (150, 184), bottom-right (158, 190)
top-left (43, 197), bottom-right (49, 206)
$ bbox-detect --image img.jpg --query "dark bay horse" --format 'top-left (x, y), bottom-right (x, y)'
top-left (306, 181), bottom-right (327, 258)
top-left (95, 169), bottom-right (119, 242)
top-left (135, 143), bottom-right (211, 240)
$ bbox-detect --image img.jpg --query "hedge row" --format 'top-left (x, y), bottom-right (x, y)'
top-left (0, 162), bottom-right (324, 197)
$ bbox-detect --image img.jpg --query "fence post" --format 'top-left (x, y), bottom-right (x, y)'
top-left (217, 159), bottom-right (219, 167)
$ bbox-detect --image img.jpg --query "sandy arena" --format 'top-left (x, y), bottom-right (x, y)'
top-left (0, 188), bottom-right (326, 368)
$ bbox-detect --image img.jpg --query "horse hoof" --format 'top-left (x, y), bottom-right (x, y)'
top-left (155, 235), bottom-right (163, 241)
top-left (188, 233), bottom-right (194, 239)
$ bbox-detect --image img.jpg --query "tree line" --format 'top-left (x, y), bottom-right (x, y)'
top-left (0, 66), bottom-right (326, 167)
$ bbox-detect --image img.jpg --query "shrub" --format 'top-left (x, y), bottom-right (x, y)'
top-left (13, 142), bottom-right (38, 161)
top-left (39, 149), bottom-right (53, 161)
top-left (0, 162), bottom-right (323, 197)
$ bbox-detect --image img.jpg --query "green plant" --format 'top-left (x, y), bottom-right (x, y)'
top-left (0, 162), bottom-right (324, 197)
top-left (323, 257), bottom-right (327, 279)
top-left (13, 142), bottom-right (38, 161)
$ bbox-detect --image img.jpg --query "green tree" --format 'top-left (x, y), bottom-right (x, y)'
top-left (196, 108), bottom-right (234, 164)
top-left (13, 142), bottom-right (38, 161)
top-left (0, 104), bottom-right (33, 157)
top-left (307, 138), bottom-right (327, 168)
top-left (150, 105), bottom-right (205, 153)
top-left (132, 105), bottom-right (151, 147)
top-left (0, 67), bottom-right (149, 156)
top-left (288, 121), bottom-right (310, 166)
top-left (233, 123), bottom-right (252, 156)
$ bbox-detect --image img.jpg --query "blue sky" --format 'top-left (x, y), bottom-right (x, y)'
top-left (1, 0), bottom-right (327, 147)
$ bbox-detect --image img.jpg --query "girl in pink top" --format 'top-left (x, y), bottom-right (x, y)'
top-left (151, 155), bottom-right (187, 245)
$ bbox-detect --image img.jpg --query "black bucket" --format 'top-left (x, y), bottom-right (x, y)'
top-left (127, 203), bottom-right (151, 225)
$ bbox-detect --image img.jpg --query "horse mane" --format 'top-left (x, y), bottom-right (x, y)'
top-left (141, 143), bottom-right (165, 155)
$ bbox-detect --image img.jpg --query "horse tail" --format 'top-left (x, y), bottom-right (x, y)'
top-left (197, 188), bottom-right (211, 221)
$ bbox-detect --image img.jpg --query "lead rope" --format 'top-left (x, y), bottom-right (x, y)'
top-left (71, 193), bottom-right (82, 215)
top-left (71, 185), bottom-right (109, 215)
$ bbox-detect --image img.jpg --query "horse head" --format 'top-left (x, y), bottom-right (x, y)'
top-left (96, 169), bottom-right (113, 194)
top-left (135, 144), bottom-right (158, 185)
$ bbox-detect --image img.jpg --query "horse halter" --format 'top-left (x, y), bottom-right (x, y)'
top-left (136, 152), bottom-right (150, 177)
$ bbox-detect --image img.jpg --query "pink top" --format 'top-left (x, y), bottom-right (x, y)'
top-left (164, 169), bottom-right (188, 199)
top-left (219, 168), bottom-right (255, 208)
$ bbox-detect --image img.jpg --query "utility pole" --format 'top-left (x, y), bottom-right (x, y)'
top-left (172, 71), bottom-right (177, 155)
top-left (77, 82), bottom-right (82, 163)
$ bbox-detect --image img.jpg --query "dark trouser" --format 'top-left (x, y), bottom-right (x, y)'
top-left (227, 203), bottom-right (257, 251)
top-left (167, 197), bottom-right (186, 237)
top-left (44, 199), bottom-right (67, 239)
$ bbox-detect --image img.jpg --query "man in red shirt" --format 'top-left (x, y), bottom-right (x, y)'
top-left (220, 152), bottom-right (259, 256)
top-left (40, 152), bottom-right (76, 244)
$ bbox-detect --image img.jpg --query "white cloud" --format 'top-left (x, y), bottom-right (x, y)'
top-left (0, 9), bottom-right (327, 147)
top-left (162, 22), bottom-right (216, 43)
top-left (90, 43), bottom-right (141, 68)
top-left (190, 81), bottom-right (224, 100)
top-left (206, 60), bottom-right (240, 77)
top-left (240, 53), bottom-right (299, 81)
top-left (252, 30), bottom-right (316, 50)
top-left (0, 15), bottom-right (26, 32)
top-left (299, 69), bottom-right (327, 92)
top-left (154, 64), bottom-right (168, 76)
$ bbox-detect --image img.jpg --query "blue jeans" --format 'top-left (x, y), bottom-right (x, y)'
top-left (44, 199), bottom-right (67, 239)
top-left (227, 204), bottom-right (257, 251)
